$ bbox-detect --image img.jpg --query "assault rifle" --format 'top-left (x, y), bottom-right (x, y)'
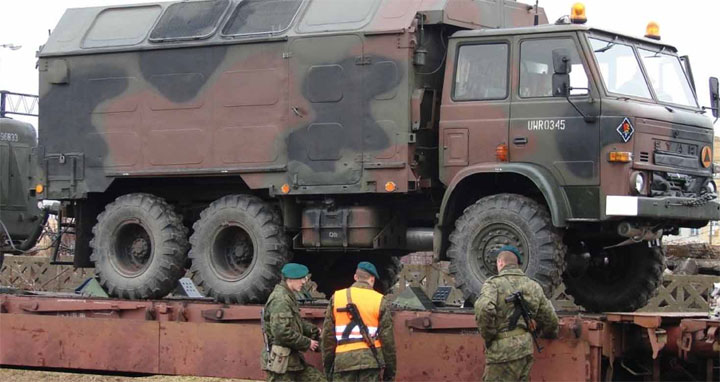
top-left (260, 308), bottom-right (270, 353)
top-left (337, 302), bottom-right (385, 369)
top-left (504, 291), bottom-right (543, 353)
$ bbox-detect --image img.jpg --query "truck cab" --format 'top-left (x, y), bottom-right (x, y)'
top-left (0, 92), bottom-right (45, 265)
top-left (440, 18), bottom-right (719, 311)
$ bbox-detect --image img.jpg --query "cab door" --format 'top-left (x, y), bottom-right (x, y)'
top-left (439, 39), bottom-right (512, 185)
top-left (509, 34), bottom-right (600, 182)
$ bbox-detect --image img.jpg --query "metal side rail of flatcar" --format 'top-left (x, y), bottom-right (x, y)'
top-left (0, 292), bottom-right (718, 381)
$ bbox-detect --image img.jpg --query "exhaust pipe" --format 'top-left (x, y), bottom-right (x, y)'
top-left (617, 222), bottom-right (663, 242)
top-left (406, 228), bottom-right (434, 251)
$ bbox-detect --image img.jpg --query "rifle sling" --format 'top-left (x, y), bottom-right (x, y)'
top-left (341, 288), bottom-right (383, 368)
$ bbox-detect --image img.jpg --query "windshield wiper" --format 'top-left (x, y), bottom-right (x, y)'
top-left (645, 46), bottom-right (666, 58)
top-left (594, 37), bottom-right (618, 53)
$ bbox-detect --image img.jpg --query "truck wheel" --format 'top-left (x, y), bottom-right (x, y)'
top-left (90, 193), bottom-right (189, 299)
top-left (188, 195), bottom-right (289, 304)
top-left (447, 194), bottom-right (565, 302)
top-left (563, 243), bottom-right (664, 312)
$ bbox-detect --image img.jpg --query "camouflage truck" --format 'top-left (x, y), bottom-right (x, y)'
top-left (0, 91), bottom-right (46, 267)
top-left (35, 0), bottom-right (719, 311)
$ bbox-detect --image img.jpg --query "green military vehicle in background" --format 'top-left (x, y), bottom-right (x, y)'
top-left (0, 91), bottom-right (46, 267)
top-left (35, 0), bottom-right (719, 311)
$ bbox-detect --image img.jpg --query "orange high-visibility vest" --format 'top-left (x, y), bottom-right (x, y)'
top-left (333, 287), bottom-right (383, 353)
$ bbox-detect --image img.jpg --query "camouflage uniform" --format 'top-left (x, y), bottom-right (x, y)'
top-left (474, 265), bottom-right (558, 382)
top-left (321, 281), bottom-right (396, 382)
top-left (262, 283), bottom-right (326, 382)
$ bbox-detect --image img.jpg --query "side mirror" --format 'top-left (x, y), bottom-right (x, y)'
top-left (710, 77), bottom-right (719, 118)
top-left (552, 74), bottom-right (570, 97)
top-left (552, 49), bottom-right (571, 75)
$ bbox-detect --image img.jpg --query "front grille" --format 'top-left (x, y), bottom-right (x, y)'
top-left (640, 152), bottom-right (649, 162)
top-left (651, 172), bottom-right (706, 197)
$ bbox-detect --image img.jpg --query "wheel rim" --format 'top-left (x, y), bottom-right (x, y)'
top-left (111, 221), bottom-right (153, 277)
top-left (471, 222), bottom-right (528, 277)
top-left (210, 224), bottom-right (256, 282)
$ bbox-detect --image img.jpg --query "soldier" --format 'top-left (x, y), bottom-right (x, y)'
top-left (261, 263), bottom-right (326, 382)
top-left (474, 246), bottom-right (559, 382)
top-left (321, 262), bottom-right (396, 382)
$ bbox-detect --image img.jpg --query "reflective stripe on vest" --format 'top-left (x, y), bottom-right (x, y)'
top-left (333, 287), bottom-right (383, 353)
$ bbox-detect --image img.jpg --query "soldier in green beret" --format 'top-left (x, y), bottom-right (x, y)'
top-left (261, 263), bottom-right (326, 382)
top-left (321, 261), bottom-right (396, 382)
top-left (474, 246), bottom-right (559, 382)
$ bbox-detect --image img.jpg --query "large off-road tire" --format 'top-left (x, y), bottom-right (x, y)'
top-left (447, 194), bottom-right (565, 303)
top-left (296, 253), bottom-right (401, 298)
top-left (188, 195), bottom-right (289, 304)
top-left (90, 193), bottom-right (189, 299)
top-left (563, 243), bottom-right (664, 312)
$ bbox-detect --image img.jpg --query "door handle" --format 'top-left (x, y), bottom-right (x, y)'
top-left (513, 137), bottom-right (528, 145)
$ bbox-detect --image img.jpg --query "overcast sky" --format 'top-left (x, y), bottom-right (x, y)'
top-left (1, 0), bottom-right (718, 130)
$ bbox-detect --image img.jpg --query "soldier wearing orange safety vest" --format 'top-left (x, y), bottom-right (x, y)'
top-left (321, 262), bottom-right (396, 382)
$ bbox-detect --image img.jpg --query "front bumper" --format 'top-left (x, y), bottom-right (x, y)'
top-left (605, 195), bottom-right (720, 220)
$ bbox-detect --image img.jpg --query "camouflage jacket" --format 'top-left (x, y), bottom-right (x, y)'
top-left (321, 281), bottom-right (396, 379)
top-left (474, 265), bottom-right (559, 364)
top-left (261, 283), bottom-right (320, 372)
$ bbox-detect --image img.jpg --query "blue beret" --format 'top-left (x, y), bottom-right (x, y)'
top-left (281, 263), bottom-right (309, 279)
top-left (357, 261), bottom-right (379, 278)
top-left (497, 245), bottom-right (523, 265)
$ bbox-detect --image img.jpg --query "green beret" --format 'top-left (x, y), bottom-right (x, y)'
top-left (496, 245), bottom-right (523, 265)
top-left (281, 263), bottom-right (309, 279)
top-left (357, 261), bottom-right (379, 278)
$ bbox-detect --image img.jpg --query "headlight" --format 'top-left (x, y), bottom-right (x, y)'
top-left (631, 172), bottom-right (645, 194)
top-left (706, 181), bottom-right (717, 194)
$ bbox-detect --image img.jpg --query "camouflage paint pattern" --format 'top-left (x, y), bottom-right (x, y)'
top-left (37, 0), bottom-right (542, 202)
top-left (34, 0), bottom-right (718, 275)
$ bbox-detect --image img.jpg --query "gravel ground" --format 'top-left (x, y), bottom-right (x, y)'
top-left (0, 368), bottom-right (257, 382)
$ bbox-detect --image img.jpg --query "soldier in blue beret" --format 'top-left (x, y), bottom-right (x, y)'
top-left (321, 261), bottom-right (396, 381)
top-left (261, 263), bottom-right (326, 381)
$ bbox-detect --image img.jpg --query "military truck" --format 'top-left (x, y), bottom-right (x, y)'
top-left (36, 0), bottom-right (719, 311)
top-left (0, 91), bottom-right (46, 267)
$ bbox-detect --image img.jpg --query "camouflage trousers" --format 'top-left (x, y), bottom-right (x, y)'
top-left (483, 355), bottom-right (534, 382)
top-left (267, 366), bottom-right (327, 382)
top-left (331, 368), bottom-right (380, 382)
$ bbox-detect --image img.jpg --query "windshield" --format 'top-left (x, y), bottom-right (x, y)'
top-left (589, 37), bottom-right (651, 99)
top-left (638, 48), bottom-right (698, 107)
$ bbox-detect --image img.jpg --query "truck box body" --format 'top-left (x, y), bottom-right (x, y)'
top-left (38, 0), bottom-right (542, 200)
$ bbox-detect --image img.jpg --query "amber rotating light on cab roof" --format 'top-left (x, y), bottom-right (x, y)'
top-left (645, 21), bottom-right (661, 40)
top-left (570, 3), bottom-right (587, 24)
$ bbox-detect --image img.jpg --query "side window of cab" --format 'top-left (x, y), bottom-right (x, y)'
top-left (519, 38), bottom-right (589, 97)
top-left (453, 43), bottom-right (509, 101)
